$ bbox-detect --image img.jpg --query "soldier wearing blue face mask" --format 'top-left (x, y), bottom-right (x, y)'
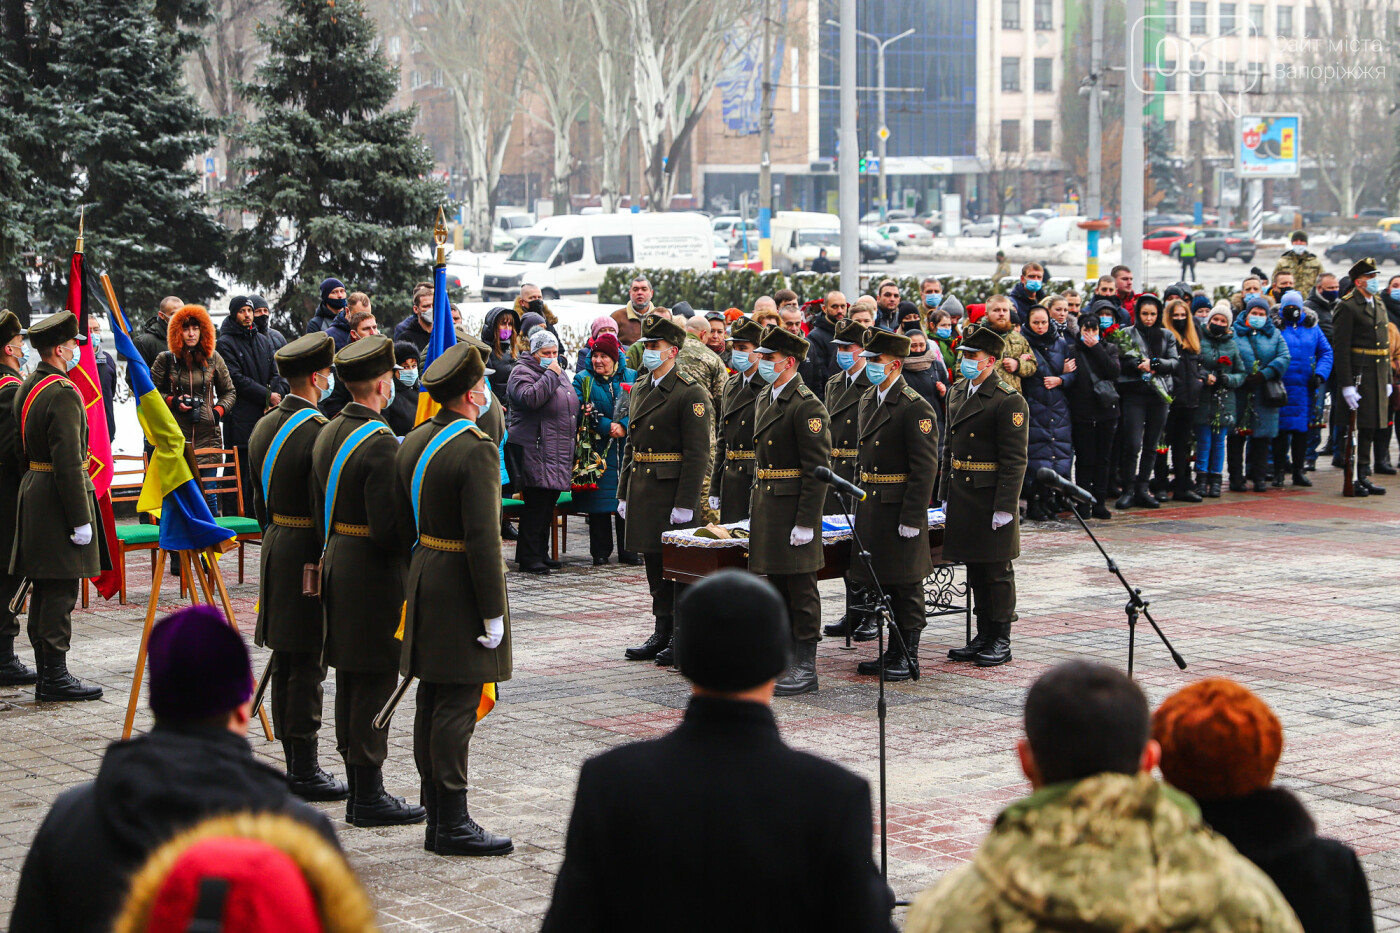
top-left (1332, 258), bottom-right (1392, 495)
top-left (709, 318), bottom-right (765, 524)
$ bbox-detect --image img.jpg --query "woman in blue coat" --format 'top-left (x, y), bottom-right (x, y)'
top-left (1273, 290), bottom-right (1332, 487)
top-left (571, 332), bottom-right (637, 564)
top-left (1231, 295), bottom-right (1292, 492)
top-left (1021, 305), bottom-right (1077, 520)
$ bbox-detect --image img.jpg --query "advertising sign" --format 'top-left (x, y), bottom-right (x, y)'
top-left (1238, 114), bottom-right (1300, 178)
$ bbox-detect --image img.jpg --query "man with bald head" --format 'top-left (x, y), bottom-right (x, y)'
top-left (753, 296), bottom-right (777, 319)
top-left (801, 290), bottom-right (848, 401)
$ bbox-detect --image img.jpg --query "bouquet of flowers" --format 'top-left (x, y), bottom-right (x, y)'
top-left (1206, 354), bottom-right (1233, 431)
top-left (1109, 325), bottom-right (1173, 405)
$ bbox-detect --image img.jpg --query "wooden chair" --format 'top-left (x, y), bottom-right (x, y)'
top-left (109, 453), bottom-right (159, 605)
top-left (192, 448), bottom-right (261, 582)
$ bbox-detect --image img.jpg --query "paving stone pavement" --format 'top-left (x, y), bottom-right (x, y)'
top-left (1, 464), bottom-right (1398, 930)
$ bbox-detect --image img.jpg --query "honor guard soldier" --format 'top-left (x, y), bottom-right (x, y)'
top-left (1333, 258), bottom-right (1391, 495)
top-left (708, 317), bottom-right (765, 523)
top-left (396, 343), bottom-right (513, 857)
top-left (937, 327), bottom-right (1029, 667)
top-left (617, 315), bottom-right (712, 665)
top-left (821, 319), bottom-right (878, 643)
top-left (850, 329), bottom-right (939, 681)
top-left (12, 311), bottom-right (107, 700)
top-left (0, 311), bottom-right (36, 686)
top-left (748, 324), bottom-right (832, 696)
top-left (247, 332), bottom-right (346, 802)
top-left (311, 335), bottom-right (425, 827)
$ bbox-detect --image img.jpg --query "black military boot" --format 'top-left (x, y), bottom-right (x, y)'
top-left (624, 618), bottom-right (670, 661)
top-left (1025, 490), bottom-right (1050, 522)
top-left (1291, 470), bottom-right (1312, 487)
top-left (285, 739), bottom-right (349, 802)
top-left (434, 787), bottom-right (513, 856)
top-left (851, 607), bottom-right (880, 642)
top-left (774, 640), bottom-right (818, 696)
top-left (856, 629), bottom-right (919, 682)
top-left (1115, 488), bottom-right (1135, 510)
top-left (1090, 501), bottom-right (1113, 520)
top-left (653, 636), bottom-right (675, 667)
top-left (973, 622), bottom-right (1012, 667)
top-left (1133, 481), bottom-right (1160, 509)
top-left (948, 617), bottom-right (991, 662)
top-left (34, 650), bottom-right (102, 702)
top-left (348, 766), bottom-right (427, 828)
top-left (1207, 473), bottom-right (1223, 498)
top-left (0, 635), bottom-right (36, 686)
top-left (421, 778), bottom-right (437, 852)
top-left (1193, 473), bottom-right (1209, 498)
top-left (1357, 476), bottom-right (1387, 495)
top-left (823, 612), bottom-right (854, 638)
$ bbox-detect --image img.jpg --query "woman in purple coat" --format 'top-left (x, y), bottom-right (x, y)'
top-left (506, 330), bottom-right (579, 574)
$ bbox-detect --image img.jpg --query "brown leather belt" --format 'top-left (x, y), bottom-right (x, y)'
top-left (725, 450), bottom-right (756, 460)
top-left (860, 472), bottom-right (908, 483)
top-left (272, 513), bottom-right (312, 529)
top-left (332, 521), bottom-right (370, 538)
top-left (756, 468), bottom-right (801, 479)
top-left (832, 448), bottom-right (858, 458)
top-left (634, 451), bottom-right (683, 462)
top-left (952, 458), bottom-right (998, 472)
top-left (419, 534), bottom-right (465, 552)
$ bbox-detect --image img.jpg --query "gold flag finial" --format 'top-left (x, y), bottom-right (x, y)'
top-left (433, 207), bottom-right (448, 266)
top-left (76, 207), bottom-right (85, 254)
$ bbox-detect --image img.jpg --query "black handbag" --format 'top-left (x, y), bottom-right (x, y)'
top-left (1261, 376), bottom-right (1287, 408)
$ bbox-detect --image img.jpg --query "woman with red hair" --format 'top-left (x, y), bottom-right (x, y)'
top-left (150, 305), bottom-right (235, 513)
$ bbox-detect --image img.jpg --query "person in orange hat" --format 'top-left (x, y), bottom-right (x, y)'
top-left (1154, 678), bottom-right (1373, 933)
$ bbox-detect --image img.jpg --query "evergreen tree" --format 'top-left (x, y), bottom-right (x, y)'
top-left (1145, 118), bottom-right (1186, 211)
top-left (224, 0), bottom-right (444, 330)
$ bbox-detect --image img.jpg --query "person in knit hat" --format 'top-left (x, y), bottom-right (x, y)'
top-left (576, 314), bottom-right (620, 371)
top-left (1193, 301), bottom-right (1247, 498)
top-left (1154, 679), bottom-right (1373, 932)
top-left (307, 277), bottom-right (347, 334)
top-left (571, 330), bottom-right (636, 564)
top-left (11, 606), bottom-right (337, 933)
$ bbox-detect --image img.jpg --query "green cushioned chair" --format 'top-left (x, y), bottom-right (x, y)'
top-left (215, 516), bottom-right (262, 536)
top-left (115, 524), bottom-right (160, 546)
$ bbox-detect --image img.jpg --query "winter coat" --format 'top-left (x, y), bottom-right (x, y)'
top-left (506, 352), bottom-right (578, 491)
top-left (150, 305), bottom-right (236, 454)
top-left (1303, 287), bottom-right (1339, 342)
top-left (323, 310), bottom-right (353, 350)
top-left (95, 349), bottom-right (117, 443)
top-left (803, 313), bottom-right (840, 396)
top-left (903, 772), bottom-right (1304, 933)
top-left (393, 313), bottom-right (432, 352)
top-left (1382, 290), bottom-right (1400, 333)
top-left (1271, 248), bottom-right (1325, 298)
top-left (514, 295), bottom-right (562, 345)
top-left (1233, 315), bottom-right (1292, 439)
top-left (1193, 328), bottom-right (1247, 428)
top-left (1172, 339), bottom-right (1202, 410)
top-left (9, 724), bottom-right (337, 933)
top-left (1021, 327), bottom-right (1076, 478)
top-left (132, 313), bottom-right (168, 368)
top-left (1199, 788), bottom-right (1373, 933)
top-left (384, 377), bottom-right (421, 436)
top-left (1115, 320), bottom-right (1180, 397)
top-left (571, 362), bottom-right (636, 513)
top-left (1068, 334), bottom-right (1122, 422)
top-left (255, 315), bottom-right (287, 350)
top-left (1007, 282), bottom-right (1043, 324)
top-left (481, 307), bottom-right (522, 405)
top-left (215, 313), bottom-right (286, 448)
top-left (306, 301), bottom-right (337, 334)
top-left (1277, 309), bottom-right (1333, 433)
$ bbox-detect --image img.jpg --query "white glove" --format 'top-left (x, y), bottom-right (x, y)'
top-left (616, 500), bottom-right (627, 519)
top-left (477, 616), bottom-right (505, 650)
top-left (789, 525), bottom-right (814, 546)
top-left (708, 496), bottom-right (720, 510)
top-left (897, 524), bottom-right (920, 538)
top-left (669, 507), bottom-right (693, 525)
top-left (1342, 385), bottom-right (1361, 410)
top-left (1389, 384), bottom-right (1394, 398)
top-left (70, 523), bottom-right (92, 546)
top-left (992, 511), bottom-right (1014, 531)
top-left (940, 501), bottom-right (947, 513)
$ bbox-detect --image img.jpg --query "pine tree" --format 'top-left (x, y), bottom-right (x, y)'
top-left (224, 0), bottom-right (444, 330)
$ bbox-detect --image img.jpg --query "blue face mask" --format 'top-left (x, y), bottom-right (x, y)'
top-left (641, 348), bottom-right (664, 371)
top-left (1248, 314), bottom-right (1267, 329)
top-left (384, 378), bottom-right (396, 406)
top-left (1099, 315), bottom-right (1114, 330)
top-left (1025, 279), bottom-right (1043, 292)
top-left (319, 372), bottom-right (335, 401)
top-left (835, 350), bottom-right (855, 371)
top-left (935, 327), bottom-right (952, 339)
top-left (960, 357), bottom-right (982, 381)
top-left (1367, 277), bottom-right (1383, 295)
top-left (865, 361), bottom-right (888, 386)
top-left (1390, 289), bottom-right (1400, 303)
top-left (924, 293), bottom-right (943, 308)
top-left (398, 369), bottom-right (418, 387)
top-left (1321, 289), bottom-right (1339, 301)
top-left (730, 349), bottom-right (753, 372)
top-left (756, 359), bottom-right (779, 384)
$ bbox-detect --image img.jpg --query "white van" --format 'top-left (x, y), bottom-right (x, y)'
top-left (481, 212), bottom-right (713, 301)
top-left (771, 211), bottom-right (841, 273)
top-left (1009, 215), bottom-right (1088, 249)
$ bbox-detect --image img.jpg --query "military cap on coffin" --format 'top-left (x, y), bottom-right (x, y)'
top-left (858, 328), bottom-right (911, 359)
top-left (332, 334), bottom-right (398, 383)
top-left (28, 311), bottom-right (86, 350)
top-left (640, 314), bottom-right (687, 348)
top-left (422, 343), bottom-right (487, 404)
top-left (0, 310), bottom-right (22, 347)
top-left (832, 319), bottom-right (869, 347)
top-left (274, 332), bottom-right (335, 379)
top-left (728, 317), bottom-right (765, 345)
top-left (676, 570), bottom-right (791, 692)
top-left (1348, 257), bottom-right (1378, 280)
top-left (753, 324), bottom-right (810, 362)
top-left (953, 326), bottom-right (1005, 357)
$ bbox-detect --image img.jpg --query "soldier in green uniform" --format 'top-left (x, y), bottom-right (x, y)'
top-left (11, 311), bottom-right (107, 701)
top-left (1333, 258), bottom-right (1391, 496)
top-left (821, 319), bottom-right (878, 643)
top-left (0, 312), bottom-right (36, 685)
top-left (850, 330), bottom-right (940, 681)
top-left (247, 332), bottom-right (346, 802)
top-left (748, 324), bottom-right (832, 696)
top-left (938, 327), bottom-right (1028, 667)
top-left (708, 317), bottom-right (764, 523)
top-left (310, 335), bottom-right (425, 827)
top-left (395, 343), bottom-right (513, 857)
top-left (617, 315), bottom-right (712, 664)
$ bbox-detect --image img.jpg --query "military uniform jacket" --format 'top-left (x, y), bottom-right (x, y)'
top-left (10, 362), bottom-right (107, 579)
top-left (823, 366), bottom-right (872, 515)
top-left (748, 376), bottom-right (831, 576)
top-left (709, 371), bottom-right (762, 523)
top-left (1331, 289), bottom-right (1392, 430)
top-left (936, 375), bottom-right (1029, 564)
top-left (617, 369), bottom-right (712, 554)
top-left (248, 395), bottom-right (328, 652)
top-left (310, 402), bottom-right (403, 673)
top-left (0, 369), bottom-right (24, 565)
top-left (851, 377), bottom-right (939, 586)
top-left (395, 410), bottom-right (512, 686)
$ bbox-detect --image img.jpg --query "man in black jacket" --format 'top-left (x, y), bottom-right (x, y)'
top-left (217, 296), bottom-right (287, 515)
top-left (543, 570), bottom-right (894, 932)
top-left (800, 290), bottom-right (847, 400)
top-left (130, 296), bottom-right (181, 374)
top-left (10, 605), bottom-right (337, 933)
top-left (251, 294), bottom-right (287, 350)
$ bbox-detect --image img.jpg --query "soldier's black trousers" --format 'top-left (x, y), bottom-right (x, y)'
top-left (643, 552), bottom-right (676, 636)
top-left (271, 650), bottom-right (326, 744)
top-left (883, 582), bottom-right (926, 636)
top-left (0, 569), bottom-right (20, 641)
top-left (769, 572), bottom-right (822, 643)
top-left (413, 680), bottom-right (484, 792)
top-left (966, 561), bottom-right (1016, 627)
top-left (28, 578), bottom-right (78, 656)
top-left (334, 670), bottom-right (396, 769)
top-left (1358, 427), bottom-right (1380, 475)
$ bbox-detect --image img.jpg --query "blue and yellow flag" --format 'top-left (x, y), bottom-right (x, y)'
top-left (413, 259), bottom-right (457, 427)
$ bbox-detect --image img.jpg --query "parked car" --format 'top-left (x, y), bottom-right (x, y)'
top-left (1170, 229), bottom-right (1254, 263)
top-left (495, 211), bottom-right (536, 234)
top-left (876, 222), bottom-right (933, 246)
top-left (1023, 208), bottom-right (1057, 222)
top-left (1325, 230), bottom-right (1400, 265)
top-left (914, 210), bottom-right (942, 232)
top-left (860, 236), bottom-right (898, 263)
top-left (962, 217), bottom-right (1022, 238)
top-left (1144, 213), bottom-right (1183, 228)
top-left (859, 208), bottom-right (915, 223)
top-left (1143, 225), bottom-right (1193, 255)
top-left (1303, 210), bottom-right (1337, 225)
top-left (712, 234), bottom-right (732, 267)
top-left (1009, 216), bottom-right (1086, 249)
top-left (492, 228), bottom-right (520, 253)
top-left (1357, 206), bottom-right (1390, 219)
top-left (713, 216), bottom-right (757, 247)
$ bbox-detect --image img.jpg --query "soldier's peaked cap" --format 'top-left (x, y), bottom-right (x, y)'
top-left (954, 326), bottom-right (1005, 356)
top-left (28, 311), bottom-right (85, 350)
top-left (728, 317), bottom-right (764, 345)
top-left (274, 332), bottom-right (335, 379)
top-left (423, 343), bottom-right (487, 404)
top-left (332, 334), bottom-right (399, 383)
top-left (0, 310), bottom-right (21, 346)
top-left (640, 314), bottom-right (687, 348)
top-left (753, 324), bottom-right (809, 362)
top-left (832, 319), bottom-right (869, 347)
top-left (1348, 257), bottom-right (1379, 280)
top-left (858, 328), bottom-right (911, 359)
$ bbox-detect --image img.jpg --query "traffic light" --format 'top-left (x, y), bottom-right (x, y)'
top-left (858, 155), bottom-right (868, 175)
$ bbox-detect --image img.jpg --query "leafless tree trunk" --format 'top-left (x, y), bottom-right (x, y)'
top-left (507, 0), bottom-right (588, 216)
top-left (584, 0), bottom-right (636, 213)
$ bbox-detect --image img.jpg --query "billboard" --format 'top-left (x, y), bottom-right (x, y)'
top-left (1238, 115), bottom-right (1300, 178)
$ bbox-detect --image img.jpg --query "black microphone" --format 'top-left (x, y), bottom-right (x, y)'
top-left (813, 465), bottom-right (868, 502)
top-left (1036, 467), bottom-right (1096, 504)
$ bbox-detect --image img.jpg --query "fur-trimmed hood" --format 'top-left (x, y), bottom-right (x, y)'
top-left (167, 304), bottom-right (217, 359)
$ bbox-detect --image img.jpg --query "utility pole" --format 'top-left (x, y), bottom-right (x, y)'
top-left (1085, 0), bottom-right (1104, 279)
top-left (838, 0), bottom-right (858, 298)
top-left (1121, 0), bottom-right (1145, 282)
top-left (758, 0), bottom-right (774, 270)
top-left (852, 28), bottom-right (914, 222)
top-left (1191, 92), bottom-right (1204, 225)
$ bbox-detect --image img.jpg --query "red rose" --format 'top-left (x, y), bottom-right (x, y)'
top-left (1218, 356), bottom-right (1231, 366)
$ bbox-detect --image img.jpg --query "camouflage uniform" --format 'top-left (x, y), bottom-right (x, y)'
top-left (674, 334), bottom-right (728, 522)
top-left (954, 322), bottom-right (1037, 393)
top-left (1270, 248), bottom-right (1325, 298)
top-left (903, 772), bottom-right (1304, 933)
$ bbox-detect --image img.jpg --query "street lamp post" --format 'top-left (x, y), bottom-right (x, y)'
top-left (856, 27), bottom-right (914, 222)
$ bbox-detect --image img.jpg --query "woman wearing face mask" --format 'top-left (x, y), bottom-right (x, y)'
top-left (900, 329), bottom-right (949, 419)
top-left (1114, 294), bottom-right (1179, 510)
top-left (571, 333), bottom-right (637, 565)
top-left (1193, 303), bottom-right (1247, 498)
top-left (481, 307), bottom-right (523, 407)
top-left (928, 310), bottom-right (957, 370)
top-left (1229, 295), bottom-right (1292, 492)
top-left (1273, 290), bottom-right (1332, 487)
top-left (383, 341), bottom-right (422, 436)
top-left (1020, 306), bottom-right (1077, 520)
top-left (1155, 299), bottom-right (1203, 502)
top-left (1067, 312), bottom-right (1121, 518)
top-left (505, 330), bottom-right (578, 574)
top-left (151, 305), bottom-right (236, 514)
